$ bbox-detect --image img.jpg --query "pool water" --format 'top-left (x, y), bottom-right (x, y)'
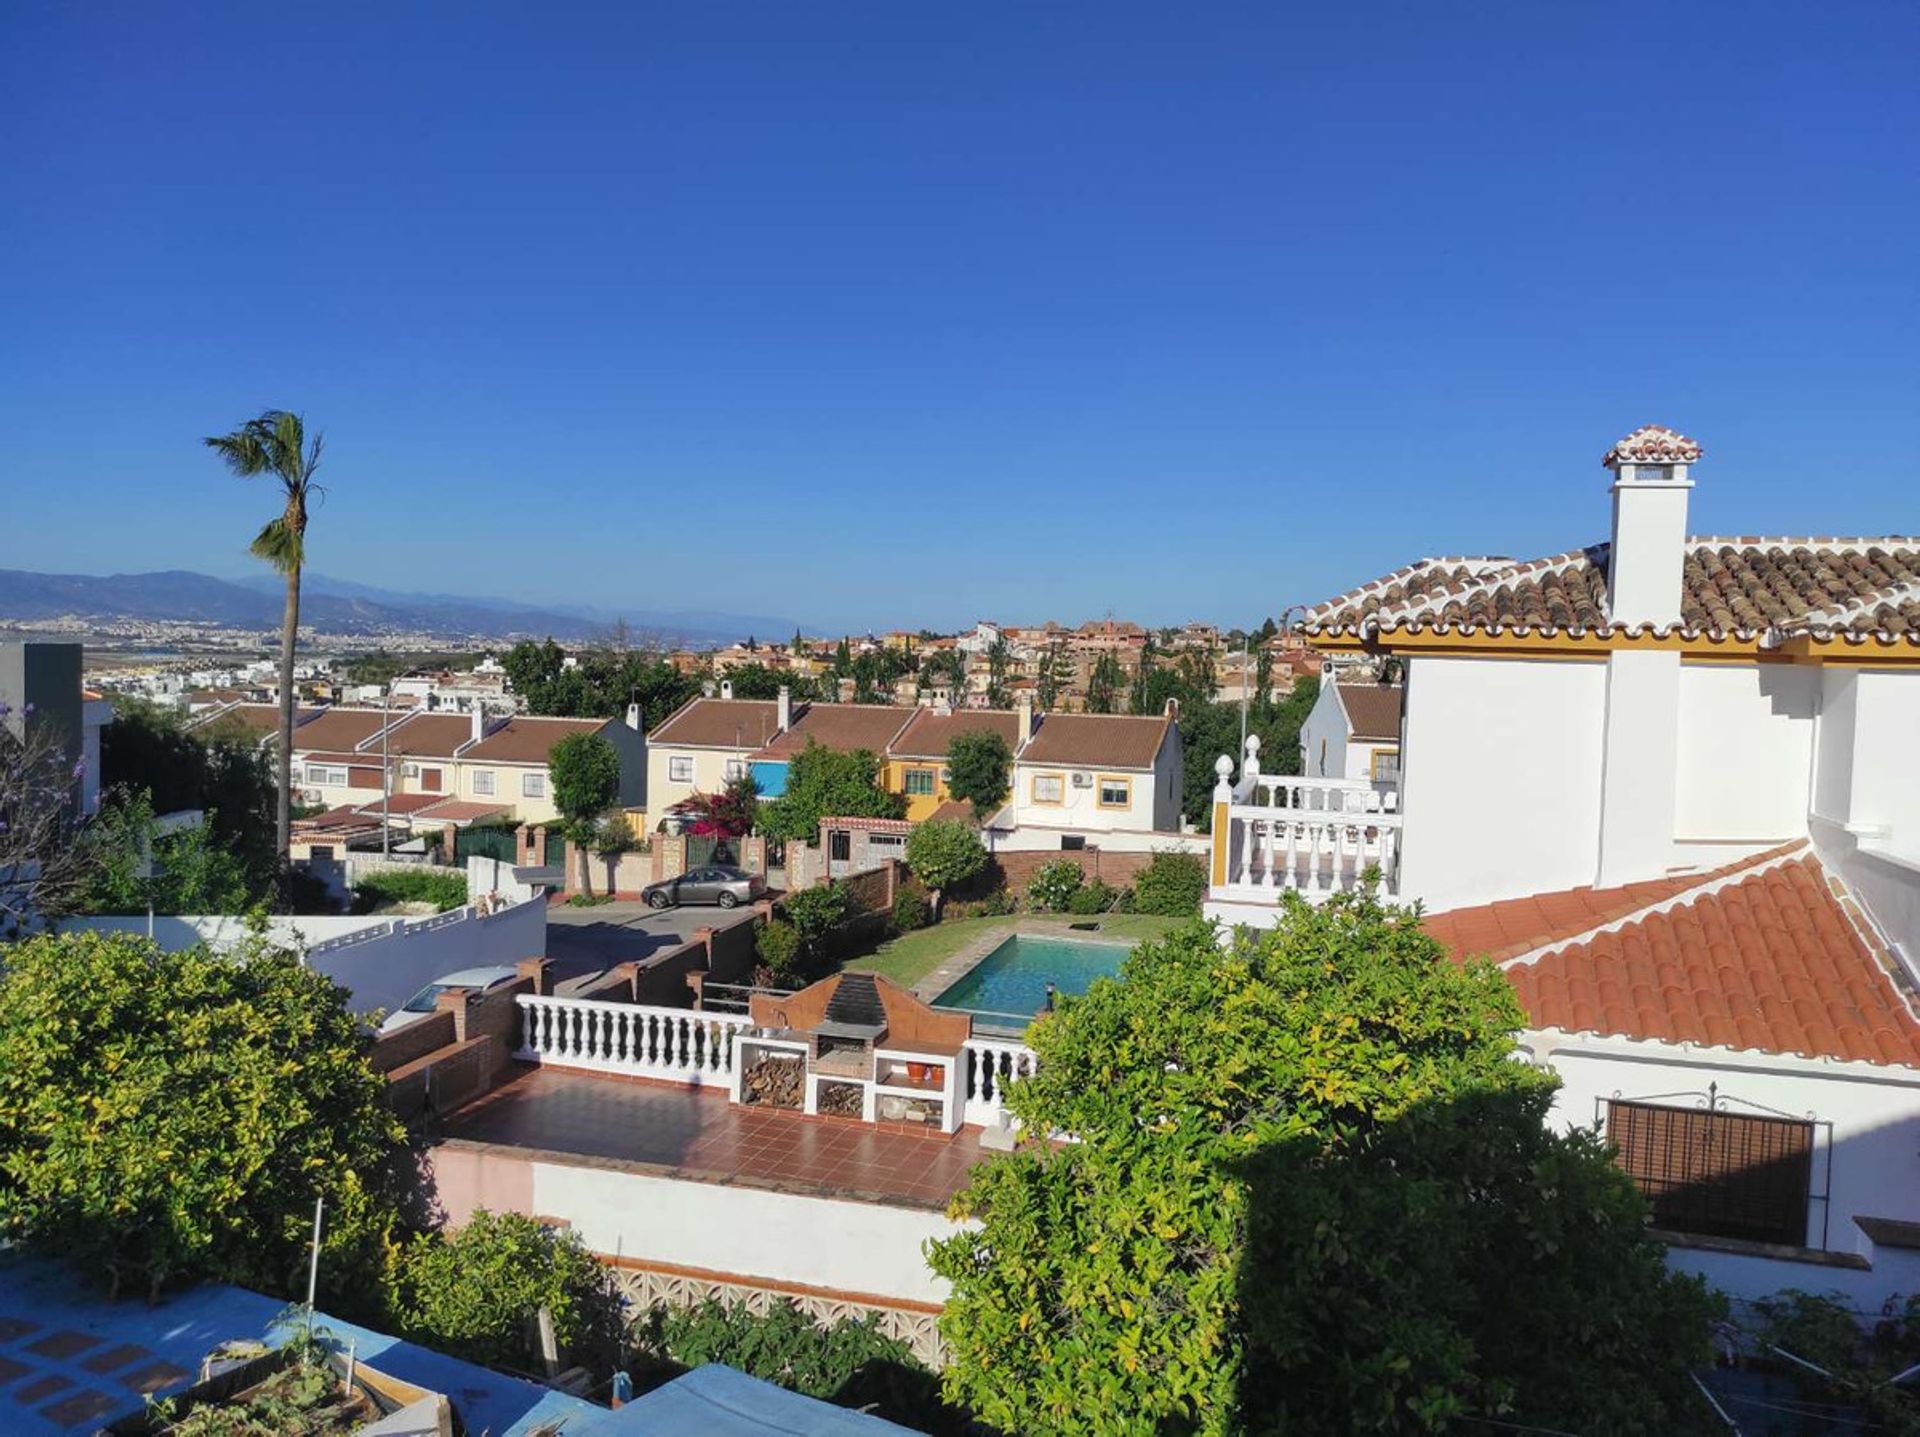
top-left (933, 934), bottom-right (1129, 1025)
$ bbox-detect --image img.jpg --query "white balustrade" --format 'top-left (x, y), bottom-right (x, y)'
top-left (1212, 735), bottom-right (1402, 902)
top-left (961, 1037), bottom-right (1039, 1129)
top-left (515, 995), bottom-right (750, 1087)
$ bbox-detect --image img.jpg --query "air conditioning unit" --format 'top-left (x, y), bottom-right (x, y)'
top-left (1071, 771), bottom-right (1093, 788)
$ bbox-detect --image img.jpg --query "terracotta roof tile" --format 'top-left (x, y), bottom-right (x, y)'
top-left (1601, 423), bottom-right (1704, 466)
top-left (1430, 851), bottom-right (1920, 1066)
top-left (462, 716), bottom-right (608, 765)
top-left (285, 707), bottom-right (394, 753)
top-left (888, 707), bottom-right (1022, 759)
top-left (1336, 683), bottom-right (1402, 743)
top-left (754, 704), bottom-right (913, 761)
top-left (647, 698), bottom-right (782, 750)
top-left (382, 713), bottom-right (475, 759)
top-left (1018, 712), bottom-right (1173, 771)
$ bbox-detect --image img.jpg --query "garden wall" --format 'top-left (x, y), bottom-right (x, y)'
top-left (990, 848), bottom-right (1155, 894)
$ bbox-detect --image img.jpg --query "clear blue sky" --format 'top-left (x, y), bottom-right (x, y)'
top-left (2, 2), bottom-right (1914, 634)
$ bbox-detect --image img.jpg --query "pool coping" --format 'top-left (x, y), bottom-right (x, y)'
top-left (909, 918), bottom-right (1135, 1011)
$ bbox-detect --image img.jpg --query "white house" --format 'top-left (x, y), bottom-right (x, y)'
top-left (1206, 424), bottom-right (1920, 1302)
top-left (994, 696), bottom-right (1188, 852)
top-left (643, 686), bottom-right (788, 825)
top-left (1297, 677), bottom-right (1402, 783)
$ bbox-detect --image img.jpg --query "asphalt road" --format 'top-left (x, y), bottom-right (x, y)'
top-left (541, 898), bottom-right (729, 994)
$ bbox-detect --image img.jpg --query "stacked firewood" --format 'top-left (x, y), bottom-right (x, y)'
top-left (742, 1054), bottom-right (803, 1109)
top-left (817, 1081), bottom-right (863, 1118)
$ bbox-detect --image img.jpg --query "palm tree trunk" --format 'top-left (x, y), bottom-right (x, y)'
top-left (276, 563), bottom-right (300, 904)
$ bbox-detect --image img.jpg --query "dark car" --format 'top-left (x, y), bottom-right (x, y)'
top-left (642, 864), bottom-right (764, 910)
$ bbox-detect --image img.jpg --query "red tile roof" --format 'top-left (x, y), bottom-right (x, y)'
top-left (1018, 712), bottom-right (1173, 771)
top-left (888, 707), bottom-right (1021, 759)
top-left (461, 716), bottom-right (608, 765)
top-left (647, 698), bottom-right (782, 750)
top-left (1426, 847), bottom-right (1920, 1067)
top-left (1601, 423), bottom-right (1704, 466)
top-left (753, 704), bottom-right (913, 761)
top-left (1336, 682), bottom-right (1402, 743)
top-left (415, 799), bottom-right (511, 824)
top-left (382, 713), bottom-right (475, 758)
top-left (286, 707), bottom-right (396, 753)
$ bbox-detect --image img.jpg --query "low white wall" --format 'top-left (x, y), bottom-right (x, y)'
top-left (1667, 1239), bottom-right (1920, 1308)
top-left (60, 897), bottom-right (548, 1018)
top-left (531, 1160), bottom-right (961, 1306)
top-left (467, 855), bottom-right (541, 904)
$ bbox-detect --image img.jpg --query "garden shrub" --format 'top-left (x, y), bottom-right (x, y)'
top-left (891, 889), bottom-right (930, 933)
top-left (385, 1209), bottom-right (627, 1371)
top-left (1132, 849), bottom-right (1208, 916)
top-left (781, 883), bottom-right (857, 953)
top-left (1025, 860), bottom-right (1083, 913)
top-left (755, 919), bottom-right (803, 983)
top-left (1065, 878), bottom-right (1117, 914)
top-left (352, 868), bottom-right (468, 913)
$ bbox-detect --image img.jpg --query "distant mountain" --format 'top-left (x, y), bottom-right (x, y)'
top-left (0, 567), bottom-right (797, 647)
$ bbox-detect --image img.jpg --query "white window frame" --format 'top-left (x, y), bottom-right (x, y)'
top-left (1031, 772), bottom-right (1065, 805)
top-left (472, 769), bottom-right (496, 797)
top-left (724, 757), bottom-right (749, 782)
top-left (522, 771), bottom-right (546, 799)
top-left (305, 763), bottom-right (348, 787)
top-left (1098, 776), bottom-right (1132, 809)
top-left (669, 756), bottom-right (695, 784)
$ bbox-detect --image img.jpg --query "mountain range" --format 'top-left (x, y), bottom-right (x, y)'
top-left (0, 567), bottom-right (798, 647)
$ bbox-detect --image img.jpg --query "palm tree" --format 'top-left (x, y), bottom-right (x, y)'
top-left (204, 410), bottom-right (324, 897)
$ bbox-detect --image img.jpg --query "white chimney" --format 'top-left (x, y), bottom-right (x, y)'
top-left (470, 703), bottom-right (486, 746)
top-left (776, 685), bottom-right (791, 732)
top-left (1592, 424), bottom-right (1701, 888)
top-left (1602, 424), bottom-right (1700, 629)
top-left (1015, 692), bottom-right (1034, 747)
top-left (721, 679), bottom-right (734, 701)
top-left (625, 701), bottom-right (642, 732)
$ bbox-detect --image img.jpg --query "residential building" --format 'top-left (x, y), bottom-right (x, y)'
top-left (884, 706), bottom-right (1022, 821)
top-left (0, 641), bottom-right (108, 816)
top-left (748, 701), bottom-right (913, 799)
top-left (1298, 678), bottom-right (1402, 782)
top-left (644, 688), bottom-right (786, 822)
top-left (456, 712), bottom-right (644, 825)
top-left (998, 697), bottom-right (1186, 850)
top-left (1205, 424), bottom-right (1920, 1300)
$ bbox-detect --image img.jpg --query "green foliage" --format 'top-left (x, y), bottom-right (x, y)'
top-left (502, 637), bottom-right (700, 724)
top-left (1180, 677), bottom-right (1322, 830)
top-left (1025, 859), bottom-right (1084, 913)
top-left (76, 790), bottom-right (254, 915)
top-left (591, 811), bottom-right (637, 856)
top-left (153, 1338), bottom-right (362, 1437)
top-left (1749, 1290), bottom-right (1920, 1434)
top-left (1064, 877), bottom-right (1117, 914)
top-left (757, 742), bottom-right (903, 843)
top-left (548, 731), bottom-right (621, 823)
top-left (720, 662), bottom-right (813, 702)
top-left (566, 893), bottom-right (615, 908)
top-left (943, 730), bottom-right (1012, 820)
top-left (639, 1298), bottom-right (949, 1431)
top-left (928, 894), bottom-right (1719, 1435)
top-left (101, 698), bottom-right (278, 899)
top-left (1131, 849), bottom-right (1209, 916)
top-left (1084, 652), bottom-right (1126, 713)
top-left (352, 867), bottom-right (468, 913)
top-left (782, 883), bottom-right (857, 949)
top-left (0, 930), bottom-right (404, 1302)
top-left (891, 889), bottom-right (930, 933)
top-left (385, 1210), bottom-right (627, 1370)
top-left (754, 918), bottom-right (803, 982)
top-left (903, 819), bottom-right (988, 900)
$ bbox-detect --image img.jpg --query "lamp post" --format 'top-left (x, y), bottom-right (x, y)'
top-left (381, 683), bottom-right (392, 859)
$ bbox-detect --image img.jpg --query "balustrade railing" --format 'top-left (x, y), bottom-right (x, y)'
top-left (961, 1037), bottom-right (1038, 1128)
top-left (515, 995), bottom-right (749, 1087)
top-left (1210, 736), bottom-right (1403, 901)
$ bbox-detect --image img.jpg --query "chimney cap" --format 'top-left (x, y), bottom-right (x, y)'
top-left (1602, 424), bottom-right (1703, 469)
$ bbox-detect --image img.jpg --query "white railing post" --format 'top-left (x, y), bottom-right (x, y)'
top-left (515, 995), bottom-right (750, 1087)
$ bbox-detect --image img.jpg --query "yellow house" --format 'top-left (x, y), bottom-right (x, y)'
top-left (884, 706), bottom-right (1024, 821)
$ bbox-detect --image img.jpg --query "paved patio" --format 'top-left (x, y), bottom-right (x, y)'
top-left (441, 1066), bottom-right (987, 1210)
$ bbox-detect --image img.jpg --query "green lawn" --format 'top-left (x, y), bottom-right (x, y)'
top-left (847, 913), bottom-right (1186, 990)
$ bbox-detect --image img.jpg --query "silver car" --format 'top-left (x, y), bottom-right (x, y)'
top-left (642, 864), bottom-right (764, 910)
top-left (380, 965), bottom-right (523, 1033)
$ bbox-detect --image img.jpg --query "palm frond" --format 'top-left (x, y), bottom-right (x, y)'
top-left (203, 430), bottom-right (271, 477)
top-left (249, 515), bottom-right (304, 574)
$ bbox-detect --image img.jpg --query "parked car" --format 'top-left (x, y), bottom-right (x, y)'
top-left (379, 965), bottom-right (523, 1034)
top-left (642, 864), bottom-right (764, 911)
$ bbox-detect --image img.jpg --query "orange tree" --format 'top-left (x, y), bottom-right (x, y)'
top-left (927, 893), bottom-right (1719, 1435)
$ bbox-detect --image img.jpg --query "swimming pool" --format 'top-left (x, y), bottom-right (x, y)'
top-left (933, 932), bottom-right (1129, 1027)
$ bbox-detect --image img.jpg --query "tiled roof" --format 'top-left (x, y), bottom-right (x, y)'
top-left (1307, 539), bottom-right (1920, 644)
top-left (381, 713), bottom-right (475, 758)
top-left (754, 704), bottom-right (912, 761)
top-left (1426, 846), bottom-right (1920, 1067)
top-left (1602, 423), bottom-right (1704, 466)
top-left (888, 707), bottom-right (1021, 759)
top-left (647, 697), bottom-right (782, 750)
top-left (924, 798), bottom-right (978, 826)
top-left (461, 716), bottom-right (608, 765)
top-left (284, 707), bottom-right (395, 754)
top-left (192, 703), bottom-right (319, 737)
top-left (1018, 712), bottom-right (1173, 771)
top-left (413, 799), bottom-right (511, 824)
top-left (351, 793), bottom-right (447, 816)
top-left (1335, 682), bottom-right (1402, 743)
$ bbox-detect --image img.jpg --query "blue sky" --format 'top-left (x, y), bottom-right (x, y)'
top-left (2, 2), bottom-right (1914, 634)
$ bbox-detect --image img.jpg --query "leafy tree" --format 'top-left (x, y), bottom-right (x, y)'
top-left (681, 774), bottom-right (759, 841)
top-left (1179, 677), bottom-right (1321, 830)
top-left (1129, 849), bottom-right (1208, 916)
top-left (929, 896), bottom-right (1718, 1435)
top-left (1085, 652), bottom-right (1126, 714)
top-left (916, 648), bottom-right (964, 696)
top-left (833, 637), bottom-right (853, 676)
top-left (0, 930), bottom-right (404, 1302)
top-left (721, 662), bottom-right (789, 700)
top-left (757, 742), bottom-right (903, 844)
top-left (205, 409), bottom-right (325, 894)
top-left (781, 882), bottom-right (857, 953)
top-left (502, 638), bottom-right (700, 725)
top-left (1025, 859), bottom-right (1084, 912)
top-left (754, 918), bottom-right (803, 984)
top-left (1034, 641), bottom-right (1069, 711)
top-left (104, 698), bottom-right (278, 894)
top-left (0, 697), bottom-right (93, 936)
top-left (385, 1209), bottom-right (626, 1370)
top-left (944, 730), bottom-right (1011, 821)
top-left (77, 791), bottom-right (253, 916)
top-left (903, 819), bottom-right (987, 917)
top-left (548, 731), bottom-right (621, 896)
top-left (983, 637), bottom-right (1013, 709)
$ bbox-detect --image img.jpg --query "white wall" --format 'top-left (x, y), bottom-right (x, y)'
top-left (1526, 1030), bottom-right (1920, 1277)
top-left (1010, 730), bottom-right (1181, 837)
top-left (61, 897), bottom-right (547, 1017)
top-left (530, 1161), bottom-right (962, 1306)
top-left (1398, 656), bottom-right (1608, 910)
top-left (1298, 683), bottom-right (1346, 779)
top-left (1813, 668), bottom-right (1859, 826)
top-left (1674, 662), bottom-right (1816, 843)
top-left (644, 746), bottom-right (743, 826)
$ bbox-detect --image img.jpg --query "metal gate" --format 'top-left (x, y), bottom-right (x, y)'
top-left (456, 826), bottom-right (517, 864)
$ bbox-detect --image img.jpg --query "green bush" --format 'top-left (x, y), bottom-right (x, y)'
top-left (385, 1210), bottom-right (627, 1371)
top-left (352, 867), bottom-right (468, 913)
top-left (755, 919), bottom-right (803, 983)
top-left (1025, 860), bottom-right (1084, 913)
top-left (781, 883), bottom-right (857, 951)
top-left (1065, 878), bottom-right (1117, 915)
top-left (1131, 850), bottom-right (1208, 917)
top-left (891, 889), bottom-right (930, 933)
top-left (566, 893), bottom-right (614, 908)
top-left (639, 1298), bottom-right (951, 1432)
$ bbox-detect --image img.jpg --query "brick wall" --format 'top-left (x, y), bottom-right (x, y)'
top-left (839, 861), bottom-right (903, 915)
top-left (376, 974), bottom-right (534, 1120)
top-left (991, 848), bottom-right (1155, 894)
top-left (368, 1009), bottom-right (458, 1075)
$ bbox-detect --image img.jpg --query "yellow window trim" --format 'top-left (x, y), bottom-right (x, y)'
top-left (1030, 772), bottom-right (1066, 805)
top-left (1096, 774), bottom-right (1133, 808)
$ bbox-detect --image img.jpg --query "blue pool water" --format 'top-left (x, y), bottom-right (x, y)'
top-left (933, 933), bottom-right (1129, 1025)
